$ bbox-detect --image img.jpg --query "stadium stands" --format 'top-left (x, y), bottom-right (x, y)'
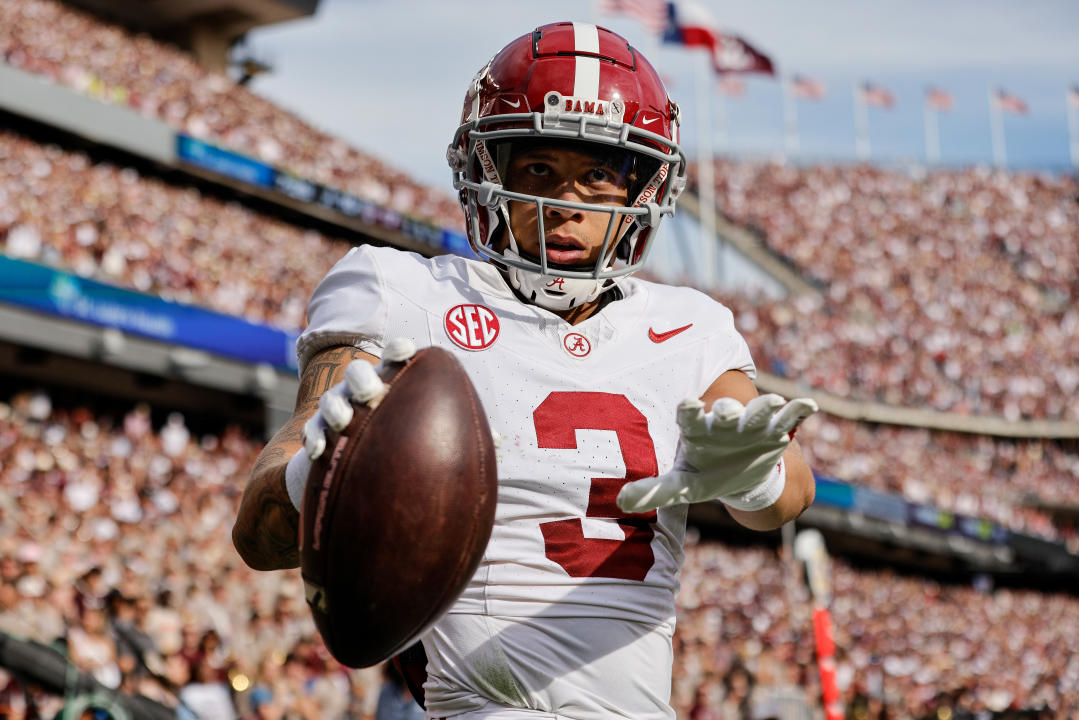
top-left (0, 129), bottom-right (347, 330)
top-left (0, 389), bottom-right (383, 718)
top-left (1, 390), bottom-right (1074, 718)
top-left (0, 0), bottom-right (461, 229)
top-left (674, 538), bottom-right (1079, 719)
top-left (795, 414), bottom-right (1077, 545)
top-left (3, 122), bottom-right (1075, 544)
top-left (2, 1), bottom-right (1077, 717)
top-left (701, 160), bottom-right (1079, 423)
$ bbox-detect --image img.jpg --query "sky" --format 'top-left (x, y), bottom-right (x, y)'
top-left (243, 0), bottom-right (1079, 190)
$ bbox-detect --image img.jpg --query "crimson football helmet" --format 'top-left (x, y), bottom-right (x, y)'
top-left (448, 22), bottom-right (686, 311)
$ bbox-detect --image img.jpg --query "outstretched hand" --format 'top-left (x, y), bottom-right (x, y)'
top-left (617, 394), bottom-right (818, 514)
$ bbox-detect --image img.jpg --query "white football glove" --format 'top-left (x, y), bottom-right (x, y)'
top-left (284, 338), bottom-right (417, 511)
top-left (617, 394), bottom-right (818, 514)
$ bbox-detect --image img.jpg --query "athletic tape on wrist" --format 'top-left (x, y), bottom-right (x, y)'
top-left (285, 450), bottom-right (312, 512)
top-left (720, 460), bottom-right (786, 512)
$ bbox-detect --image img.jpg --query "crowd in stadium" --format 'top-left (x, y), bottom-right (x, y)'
top-left (0, 390), bottom-right (381, 719)
top-left (674, 539), bottom-right (1077, 719)
top-left (0, 130), bottom-right (346, 331)
top-left (2, 1), bottom-right (1078, 717)
top-left (798, 414), bottom-right (1077, 545)
top-left (1, 390), bottom-right (1076, 718)
top-left (0, 0), bottom-right (461, 229)
top-left (4, 126), bottom-right (1076, 545)
top-left (4, 0), bottom-right (1076, 422)
top-left (701, 160), bottom-right (1079, 423)
top-left (3, 125), bottom-right (1077, 547)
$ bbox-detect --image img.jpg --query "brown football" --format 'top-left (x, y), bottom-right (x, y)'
top-left (299, 346), bottom-right (497, 668)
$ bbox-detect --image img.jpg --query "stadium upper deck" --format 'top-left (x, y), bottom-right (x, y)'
top-left (702, 160), bottom-right (1079, 423)
top-left (0, 129), bottom-right (348, 330)
top-left (0, 0), bottom-right (461, 229)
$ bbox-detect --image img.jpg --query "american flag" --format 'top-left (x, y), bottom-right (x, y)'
top-left (859, 82), bottom-right (895, 109)
top-left (993, 88), bottom-right (1028, 115)
top-left (717, 74), bottom-right (745, 98)
top-left (791, 74), bottom-right (827, 101)
top-left (925, 86), bottom-right (954, 112)
top-left (596, 0), bottom-right (670, 35)
top-left (1067, 85), bottom-right (1079, 108)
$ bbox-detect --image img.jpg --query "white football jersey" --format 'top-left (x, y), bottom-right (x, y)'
top-left (297, 246), bottom-right (755, 720)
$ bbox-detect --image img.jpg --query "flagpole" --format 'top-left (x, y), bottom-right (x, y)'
top-left (854, 81), bottom-right (870, 161)
top-left (783, 74), bottom-right (799, 161)
top-left (924, 102), bottom-right (941, 165)
top-left (694, 52), bottom-right (719, 288)
top-left (989, 86), bottom-right (1007, 168)
top-left (715, 78), bottom-right (729, 155)
top-left (1067, 90), bottom-right (1079, 169)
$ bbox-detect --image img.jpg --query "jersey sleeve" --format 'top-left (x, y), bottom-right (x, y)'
top-left (295, 245), bottom-right (388, 374)
top-left (706, 302), bottom-right (756, 385)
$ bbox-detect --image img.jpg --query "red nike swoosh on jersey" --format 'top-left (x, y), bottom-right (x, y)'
top-left (648, 323), bottom-right (693, 343)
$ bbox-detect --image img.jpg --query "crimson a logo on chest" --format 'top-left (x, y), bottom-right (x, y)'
top-left (445, 304), bottom-right (500, 350)
top-left (562, 332), bottom-right (592, 358)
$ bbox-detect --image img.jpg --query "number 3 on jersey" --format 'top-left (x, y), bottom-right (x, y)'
top-left (535, 392), bottom-right (659, 581)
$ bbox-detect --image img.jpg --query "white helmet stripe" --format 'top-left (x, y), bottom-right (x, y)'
top-left (572, 22), bottom-right (600, 99)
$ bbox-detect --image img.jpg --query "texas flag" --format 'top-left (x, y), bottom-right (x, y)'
top-left (662, 1), bottom-right (773, 75)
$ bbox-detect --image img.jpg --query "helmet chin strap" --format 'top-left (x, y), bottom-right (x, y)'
top-left (495, 201), bottom-right (619, 312)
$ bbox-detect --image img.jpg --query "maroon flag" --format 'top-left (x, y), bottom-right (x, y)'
top-left (993, 88), bottom-right (1028, 115)
top-left (791, 74), bottom-right (827, 101)
top-left (1067, 85), bottom-right (1079, 108)
top-left (859, 82), bottom-right (895, 108)
top-left (717, 74), bottom-right (745, 97)
top-left (713, 33), bottom-right (774, 75)
top-left (597, 0), bottom-right (670, 35)
top-left (926, 86), bottom-right (954, 112)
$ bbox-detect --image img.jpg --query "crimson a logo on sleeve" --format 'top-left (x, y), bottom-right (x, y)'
top-left (445, 304), bottom-right (500, 350)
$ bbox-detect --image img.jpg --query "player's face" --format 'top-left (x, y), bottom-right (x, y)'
top-left (501, 145), bottom-right (633, 267)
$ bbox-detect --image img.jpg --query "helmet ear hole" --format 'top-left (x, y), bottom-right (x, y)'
top-left (615, 223), bottom-right (642, 262)
top-left (488, 214), bottom-right (507, 247)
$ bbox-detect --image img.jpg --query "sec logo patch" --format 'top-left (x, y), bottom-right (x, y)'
top-left (445, 304), bottom-right (500, 350)
top-left (562, 332), bottom-right (591, 358)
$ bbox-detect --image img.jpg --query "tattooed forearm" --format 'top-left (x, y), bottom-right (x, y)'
top-left (296, 345), bottom-right (363, 406)
top-left (232, 482), bottom-right (300, 570)
top-left (250, 438), bottom-right (290, 478)
top-left (233, 344), bottom-right (372, 571)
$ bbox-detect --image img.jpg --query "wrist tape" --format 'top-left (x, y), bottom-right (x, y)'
top-left (285, 450), bottom-right (312, 512)
top-left (720, 459), bottom-right (786, 512)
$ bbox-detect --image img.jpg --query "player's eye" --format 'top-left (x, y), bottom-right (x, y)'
top-left (525, 162), bottom-right (552, 177)
top-left (586, 167), bottom-right (613, 184)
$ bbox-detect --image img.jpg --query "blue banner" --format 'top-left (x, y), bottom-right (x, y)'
top-left (854, 487), bottom-right (911, 524)
top-left (813, 476), bottom-right (854, 509)
top-left (175, 134), bottom-right (475, 259)
top-left (0, 256), bottom-right (298, 370)
top-left (811, 473), bottom-right (1007, 545)
top-left (176, 135), bottom-right (276, 188)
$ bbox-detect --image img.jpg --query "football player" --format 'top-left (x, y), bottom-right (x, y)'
top-left (233, 22), bottom-right (817, 720)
